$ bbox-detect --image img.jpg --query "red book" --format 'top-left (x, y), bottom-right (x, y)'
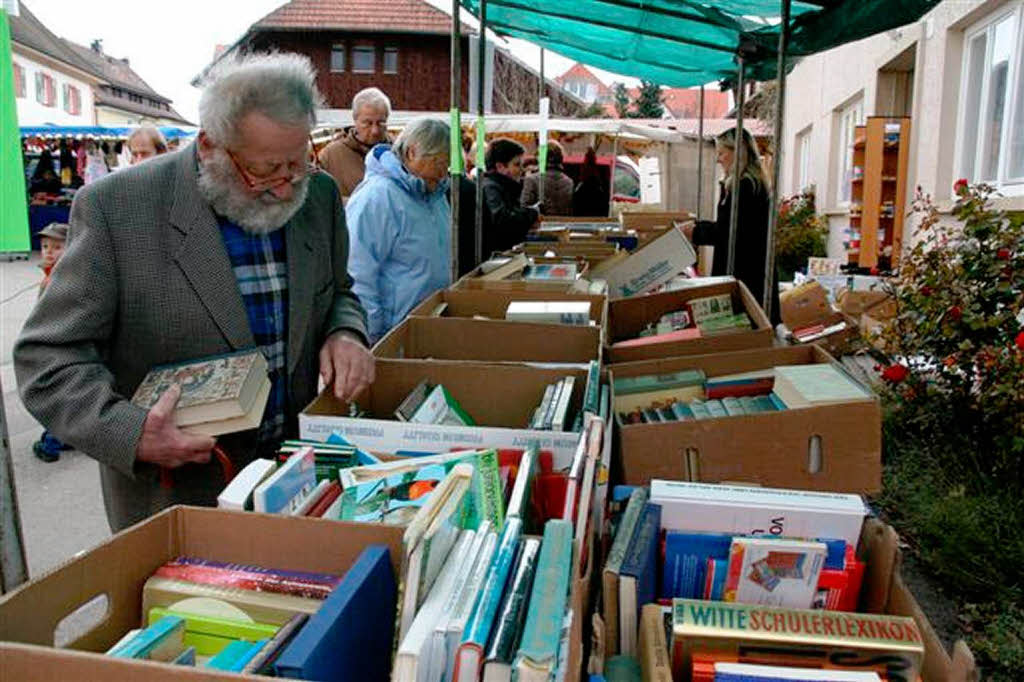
top-left (154, 557), bottom-right (341, 599)
top-left (706, 379), bottom-right (775, 400)
top-left (305, 481), bottom-right (342, 518)
top-left (613, 327), bottom-right (702, 349)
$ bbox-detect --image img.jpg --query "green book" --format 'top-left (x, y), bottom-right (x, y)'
top-left (705, 400), bottom-right (728, 419)
top-left (147, 608), bottom-right (278, 657)
top-left (583, 360), bottom-right (602, 414)
top-left (482, 537), bottom-right (542, 679)
top-left (613, 370), bottom-right (705, 396)
top-left (699, 313), bottom-right (753, 334)
top-left (514, 519), bottom-right (574, 679)
top-left (410, 384), bottom-right (475, 426)
top-left (688, 401), bottom-right (712, 420)
top-left (721, 397), bottom-right (746, 416)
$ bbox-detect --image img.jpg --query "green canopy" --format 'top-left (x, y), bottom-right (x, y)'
top-left (460, 0), bottom-right (940, 86)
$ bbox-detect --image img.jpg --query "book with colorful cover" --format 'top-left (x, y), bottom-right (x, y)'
top-left (454, 518), bottom-right (524, 682)
top-left (338, 449), bottom-right (504, 529)
top-left (513, 519), bottom-right (574, 682)
top-left (276, 439), bottom-right (359, 482)
top-left (687, 294), bottom-right (734, 324)
top-left (411, 384), bottom-right (476, 426)
top-left (153, 557), bottom-right (341, 600)
top-left (254, 447), bottom-right (317, 514)
top-left (703, 558), bottom-right (728, 600)
top-left (671, 600), bottom-right (924, 680)
top-left (524, 263), bottom-right (579, 281)
top-left (108, 614), bottom-right (185, 661)
top-left (723, 538), bottom-right (827, 609)
top-left (662, 532), bottom-right (733, 600)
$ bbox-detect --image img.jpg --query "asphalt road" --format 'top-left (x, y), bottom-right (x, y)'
top-left (0, 255), bottom-right (110, 582)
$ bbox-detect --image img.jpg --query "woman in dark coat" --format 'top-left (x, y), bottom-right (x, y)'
top-left (689, 127), bottom-right (781, 325)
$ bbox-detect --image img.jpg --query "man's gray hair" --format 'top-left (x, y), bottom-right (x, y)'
top-left (199, 52), bottom-right (323, 146)
top-left (352, 87), bottom-right (391, 117)
top-left (393, 117), bottom-right (449, 162)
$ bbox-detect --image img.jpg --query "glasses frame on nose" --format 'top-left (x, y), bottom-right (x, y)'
top-left (224, 136), bottom-right (321, 193)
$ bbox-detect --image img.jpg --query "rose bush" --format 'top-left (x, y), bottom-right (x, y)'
top-left (775, 187), bottom-right (829, 282)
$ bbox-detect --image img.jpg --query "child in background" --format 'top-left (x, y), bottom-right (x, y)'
top-left (32, 223), bottom-right (72, 463)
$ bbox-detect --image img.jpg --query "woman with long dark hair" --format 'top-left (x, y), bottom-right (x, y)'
top-left (688, 127), bottom-right (780, 324)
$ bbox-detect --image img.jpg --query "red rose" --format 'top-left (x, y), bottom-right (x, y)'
top-left (882, 364), bottom-right (909, 383)
top-left (954, 178), bottom-right (969, 195)
top-left (921, 286), bottom-right (933, 296)
top-left (997, 248), bottom-right (1011, 260)
top-left (870, 266), bottom-right (880, 276)
top-left (949, 305), bottom-right (962, 321)
top-left (1017, 331), bottom-right (1024, 351)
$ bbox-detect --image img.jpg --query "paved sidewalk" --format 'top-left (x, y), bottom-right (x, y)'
top-left (0, 255), bottom-right (110, 581)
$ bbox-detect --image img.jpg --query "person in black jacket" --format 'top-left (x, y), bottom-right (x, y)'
top-left (687, 127), bottom-right (781, 324)
top-left (480, 138), bottom-right (539, 258)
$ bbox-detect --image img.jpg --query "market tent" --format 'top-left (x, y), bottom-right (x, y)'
top-left (20, 125), bottom-right (196, 140)
top-left (458, 0), bottom-right (941, 86)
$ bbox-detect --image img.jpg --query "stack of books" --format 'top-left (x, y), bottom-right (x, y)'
top-left (218, 446), bottom-right (344, 517)
top-left (601, 480), bottom-right (875, 678)
top-left (393, 418), bottom-right (605, 682)
top-left (612, 293), bottom-right (754, 350)
top-left (528, 376), bottom-right (578, 431)
top-left (108, 546), bottom-right (397, 679)
top-left (615, 364), bottom-right (872, 424)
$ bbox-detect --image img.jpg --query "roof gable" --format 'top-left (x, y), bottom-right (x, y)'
top-left (9, 4), bottom-right (95, 76)
top-left (253, 0), bottom-right (461, 35)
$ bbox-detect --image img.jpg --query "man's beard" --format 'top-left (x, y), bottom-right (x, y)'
top-left (197, 148), bottom-right (309, 235)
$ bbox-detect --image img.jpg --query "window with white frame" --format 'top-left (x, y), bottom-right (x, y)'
top-left (956, 4), bottom-right (1024, 192)
top-left (330, 44), bottom-right (346, 72)
top-left (383, 47), bottom-right (398, 74)
top-left (352, 46), bottom-right (375, 73)
top-left (795, 125), bottom-right (812, 192)
top-left (835, 96), bottom-right (864, 205)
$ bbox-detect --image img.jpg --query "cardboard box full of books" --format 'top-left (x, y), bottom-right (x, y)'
top-left (373, 316), bottom-right (602, 365)
top-left (300, 359), bottom-right (591, 470)
top-left (409, 287), bottom-right (608, 330)
top-left (612, 345), bottom-right (882, 494)
top-left (607, 279), bottom-right (772, 364)
top-left (0, 506), bottom-right (404, 681)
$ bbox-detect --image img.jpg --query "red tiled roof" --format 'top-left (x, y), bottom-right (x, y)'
top-left (254, 0), bottom-right (459, 35)
top-left (661, 88), bottom-right (730, 119)
top-left (554, 62), bottom-right (611, 96)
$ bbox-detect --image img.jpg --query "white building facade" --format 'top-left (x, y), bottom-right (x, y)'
top-left (11, 49), bottom-right (97, 127)
top-left (780, 0), bottom-right (1024, 258)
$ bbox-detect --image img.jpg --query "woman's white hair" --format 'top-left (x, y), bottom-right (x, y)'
top-left (352, 87), bottom-right (391, 117)
top-left (393, 117), bottom-right (449, 162)
top-left (199, 52), bottom-right (323, 146)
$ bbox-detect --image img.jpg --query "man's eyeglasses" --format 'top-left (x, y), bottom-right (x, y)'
top-left (225, 136), bottom-right (321, 192)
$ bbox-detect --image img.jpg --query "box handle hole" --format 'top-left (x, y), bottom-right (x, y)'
top-left (685, 447), bottom-right (701, 481)
top-left (808, 435), bottom-right (823, 474)
top-left (54, 593), bottom-right (110, 648)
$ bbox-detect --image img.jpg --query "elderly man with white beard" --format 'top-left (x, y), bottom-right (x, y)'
top-left (14, 53), bottom-right (374, 531)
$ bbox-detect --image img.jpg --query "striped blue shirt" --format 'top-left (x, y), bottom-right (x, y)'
top-left (218, 218), bottom-right (288, 445)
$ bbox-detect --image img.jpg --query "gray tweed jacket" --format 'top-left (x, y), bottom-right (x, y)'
top-left (14, 142), bottom-right (368, 531)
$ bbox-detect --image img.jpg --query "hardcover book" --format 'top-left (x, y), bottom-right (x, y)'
top-left (514, 519), bottom-right (574, 682)
top-left (603, 487), bottom-right (648, 657)
top-left (671, 600), bottom-right (924, 680)
top-left (482, 537), bottom-right (542, 682)
top-left (662, 532), bottom-right (733, 600)
top-left (153, 556), bottom-right (340, 600)
top-left (723, 538), bottom-right (827, 609)
top-left (253, 447), bottom-right (317, 515)
top-left (618, 503), bottom-right (662, 656)
top-left (130, 349), bottom-right (270, 435)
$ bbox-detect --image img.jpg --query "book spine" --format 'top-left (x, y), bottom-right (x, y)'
top-left (533, 383), bottom-right (556, 430)
top-left (583, 360), bottom-right (601, 414)
top-left (154, 561), bottom-right (339, 600)
top-left (543, 380), bottom-right (564, 430)
top-left (552, 376), bottom-right (576, 431)
top-left (515, 520), bottom-right (573, 672)
top-left (462, 518), bottom-right (524, 647)
top-left (484, 537), bottom-right (542, 666)
top-left (639, 605), bottom-right (673, 682)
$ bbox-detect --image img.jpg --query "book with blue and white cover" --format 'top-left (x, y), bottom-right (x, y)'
top-left (662, 531), bottom-right (733, 600)
top-left (253, 447), bottom-right (316, 514)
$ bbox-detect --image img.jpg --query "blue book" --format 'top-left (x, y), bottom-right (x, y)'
top-left (455, 517), bottom-right (523, 681)
top-left (206, 639), bottom-right (267, 671)
top-left (767, 393), bottom-right (787, 411)
top-left (514, 519), bottom-right (574, 680)
top-left (273, 545), bottom-right (396, 681)
top-left (670, 402), bottom-right (694, 420)
top-left (662, 531), bottom-right (732, 600)
top-left (327, 430), bottom-right (380, 464)
top-left (108, 614), bottom-right (185, 660)
top-left (617, 503), bottom-right (661, 656)
top-left (704, 558), bottom-right (728, 600)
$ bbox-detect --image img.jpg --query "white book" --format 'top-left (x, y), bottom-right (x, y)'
top-left (505, 301), bottom-right (591, 325)
top-left (393, 530), bottom-right (477, 682)
top-left (506, 447), bottom-right (538, 520)
top-left (289, 479), bottom-right (331, 516)
top-left (772, 364), bottom-right (872, 409)
top-left (714, 663), bottom-right (881, 681)
top-left (217, 459), bottom-right (276, 511)
top-left (443, 528), bottom-right (500, 681)
top-left (253, 447), bottom-right (316, 514)
top-left (724, 537), bottom-right (827, 609)
top-left (650, 480), bottom-right (867, 547)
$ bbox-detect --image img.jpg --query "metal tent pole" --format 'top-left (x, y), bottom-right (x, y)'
top-left (538, 47), bottom-right (546, 206)
top-left (763, 0), bottom-right (792, 319)
top-left (449, 0), bottom-right (462, 280)
top-left (474, 0), bottom-right (487, 266)
top-left (696, 84), bottom-right (705, 221)
top-left (0, 373), bottom-right (27, 594)
top-left (726, 58), bottom-right (746, 276)
top-left (607, 134), bottom-right (619, 217)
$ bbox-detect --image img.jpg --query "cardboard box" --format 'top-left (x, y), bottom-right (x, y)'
top-left (606, 280), bottom-right (772, 364)
top-left (453, 257), bottom-right (592, 293)
top-left (619, 210), bottom-right (692, 231)
top-left (780, 281), bottom-right (832, 330)
top-left (597, 226), bottom-right (697, 299)
top-left (837, 288), bottom-right (894, 318)
top-left (409, 288), bottom-right (608, 330)
top-left (373, 316), bottom-right (602, 365)
top-left (300, 360), bottom-right (589, 469)
top-left (0, 506), bottom-right (404, 681)
top-left (612, 345), bottom-right (882, 494)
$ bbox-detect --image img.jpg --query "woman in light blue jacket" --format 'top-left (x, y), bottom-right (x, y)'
top-left (345, 117), bottom-right (451, 343)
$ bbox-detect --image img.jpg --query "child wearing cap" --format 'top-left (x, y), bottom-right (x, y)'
top-left (32, 223), bottom-right (71, 462)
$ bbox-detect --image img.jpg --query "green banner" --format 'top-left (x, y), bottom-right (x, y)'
top-left (0, 10), bottom-right (30, 254)
top-left (449, 107), bottom-right (463, 176)
top-left (538, 143), bottom-right (549, 174)
top-left (475, 116), bottom-right (485, 171)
